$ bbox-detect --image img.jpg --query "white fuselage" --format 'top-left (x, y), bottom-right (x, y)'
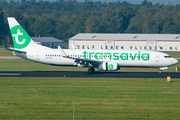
top-left (13, 48), bottom-right (178, 68)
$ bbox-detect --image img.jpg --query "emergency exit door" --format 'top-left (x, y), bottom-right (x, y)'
top-left (155, 54), bottom-right (159, 62)
top-left (36, 52), bottom-right (40, 60)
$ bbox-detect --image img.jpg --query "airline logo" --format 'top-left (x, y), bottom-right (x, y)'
top-left (108, 64), bottom-right (114, 69)
top-left (10, 25), bottom-right (31, 49)
top-left (83, 51), bottom-right (150, 61)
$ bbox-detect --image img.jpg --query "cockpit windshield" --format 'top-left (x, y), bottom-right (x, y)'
top-left (164, 56), bottom-right (172, 58)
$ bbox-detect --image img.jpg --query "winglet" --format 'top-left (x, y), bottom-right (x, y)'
top-left (71, 44), bottom-right (76, 50)
top-left (58, 46), bottom-right (68, 57)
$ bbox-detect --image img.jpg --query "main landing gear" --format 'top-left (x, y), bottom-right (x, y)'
top-left (158, 70), bottom-right (162, 73)
top-left (88, 67), bottom-right (95, 74)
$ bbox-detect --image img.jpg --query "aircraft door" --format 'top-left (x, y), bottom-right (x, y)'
top-left (36, 52), bottom-right (40, 60)
top-left (155, 54), bottom-right (159, 62)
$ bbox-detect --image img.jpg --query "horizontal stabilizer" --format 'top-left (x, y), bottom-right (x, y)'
top-left (6, 47), bottom-right (26, 53)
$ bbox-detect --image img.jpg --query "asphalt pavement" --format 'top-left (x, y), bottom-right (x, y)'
top-left (0, 71), bottom-right (179, 78)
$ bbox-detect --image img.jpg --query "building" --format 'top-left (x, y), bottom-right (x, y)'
top-left (32, 37), bottom-right (64, 48)
top-left (69, 33), bottom-right (180, 51)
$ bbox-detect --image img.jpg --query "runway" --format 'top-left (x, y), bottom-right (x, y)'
top-left (0, 71), bottom-right (179, 78)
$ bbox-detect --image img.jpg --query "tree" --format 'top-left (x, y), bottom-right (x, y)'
top-left (0, 9), bottom-right (8, 45)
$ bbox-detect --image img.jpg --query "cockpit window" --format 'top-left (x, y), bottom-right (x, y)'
top-left (164, 56), bottom-right (172, 58)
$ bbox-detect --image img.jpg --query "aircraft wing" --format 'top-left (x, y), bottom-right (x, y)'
top-left (72, 57), bottom-right (102, 67)
top-left (58, 46), bottom-right (102, 67)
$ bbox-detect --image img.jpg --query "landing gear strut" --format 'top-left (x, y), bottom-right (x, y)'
top-left (158, 70), bottom-right (162, 73)
top-left (88, 67), bottom-right (95, 74)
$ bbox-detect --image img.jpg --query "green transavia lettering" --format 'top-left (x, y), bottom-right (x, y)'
top-left (83, 51), bottom-right (150, 61)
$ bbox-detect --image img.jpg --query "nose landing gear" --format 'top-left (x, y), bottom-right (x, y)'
top-left (158, 67), bottom-right (168, 73)
top-left (158, 70), bottom-right (162, 73)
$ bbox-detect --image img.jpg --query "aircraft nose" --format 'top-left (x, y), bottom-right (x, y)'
top-left (172, 58), bottom-right (178, 65)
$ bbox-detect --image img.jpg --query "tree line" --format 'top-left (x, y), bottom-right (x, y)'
top-left (0, 0), bottom-right (180, 45)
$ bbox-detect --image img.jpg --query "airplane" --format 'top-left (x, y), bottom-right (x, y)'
top-left (7, 17), bottom-right (178, 73)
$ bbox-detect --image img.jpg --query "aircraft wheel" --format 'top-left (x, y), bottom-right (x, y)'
top-left (92, 67), bottom-right (95, 72)
top-left (158, 70), bottom-right (162, 73)
top-left (88, 67), bottom-right (95, 74)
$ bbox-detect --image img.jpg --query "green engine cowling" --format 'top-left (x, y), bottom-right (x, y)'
top-left (98, 62), bottom-right (120, 71)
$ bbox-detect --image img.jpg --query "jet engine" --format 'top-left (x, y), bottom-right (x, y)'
top-left (98, 62), bottom-right (120, 71)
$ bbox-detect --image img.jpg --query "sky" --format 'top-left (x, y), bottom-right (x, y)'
top-left (76, 0), bottom-right (180, 5)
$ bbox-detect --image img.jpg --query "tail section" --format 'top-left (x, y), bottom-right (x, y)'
top-left (7, 17), bottom-right (37, 50)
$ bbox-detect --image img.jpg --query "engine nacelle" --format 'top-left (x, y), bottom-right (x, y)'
top-left (98, 62), bottom-right (120, 71)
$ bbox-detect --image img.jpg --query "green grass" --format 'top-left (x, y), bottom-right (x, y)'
top-left (162, 51), bottom-right (180, 58)
top-left (0, 59), bottom-right (89, 71)
top-left (0, 48), bottom-right (14, 56)
top-left (0, 50), bottom-right (180, 119)
top-left (0, 77), bottom-right (180, 119)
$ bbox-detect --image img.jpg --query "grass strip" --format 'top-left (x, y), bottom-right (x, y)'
top-left (0, 77), bottom-right (180, 119)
